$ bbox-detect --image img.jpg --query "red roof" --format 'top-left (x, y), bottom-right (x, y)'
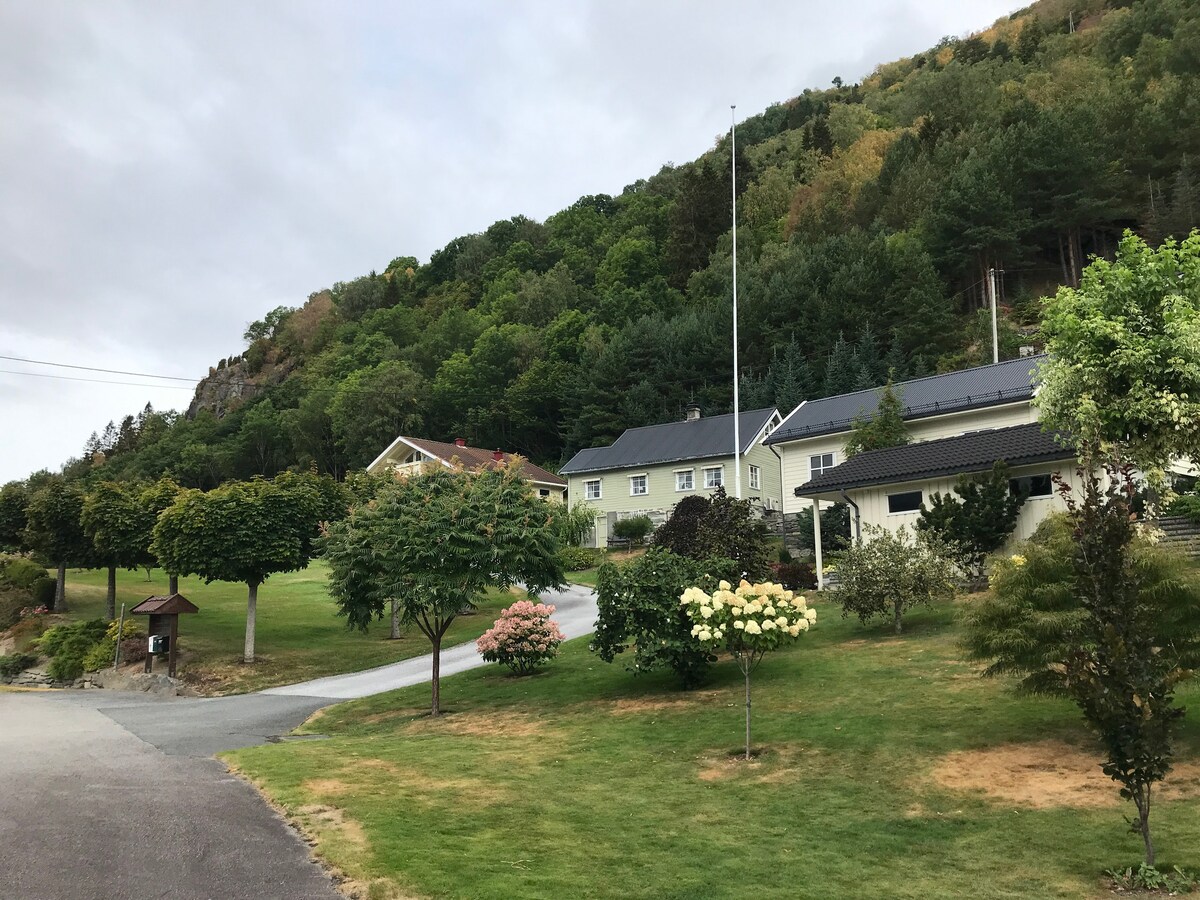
top-left (129, 594), bottom-right (199, 615)
top-left (403, 438), bottom-right (566, 487)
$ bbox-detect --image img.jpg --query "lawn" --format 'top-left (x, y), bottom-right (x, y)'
top-left (58, 565), bottom-right (518, 694)
top-left (566, 547), bottom-right (646, 589)
top-left (226, 598), bottom-right (1200, 899)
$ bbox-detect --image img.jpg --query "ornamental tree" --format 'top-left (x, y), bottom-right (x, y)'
top-left (81, 481), bottom-right (156, 620)
top-left (476, 600), bottom-right (565, 675)
top-left (964, 468), bottom-right (1200, 867)
top-left (323, 462), bottom-right (564, 716)
top-left (139, 477), bottom-right (182, 592)
top-left (916, 461), bottom-right (1026, 590)
top-left (152, 477), bottom-right (323, 662)
top-left (837, 525), bottom-right (957, 633)
top-left (1037, 231), bottom-right (1200, 474)
top-left (652, 489), bottom-right (770, 580)
top-left (681, 579), bottom-right (816, 759)
top-left (23, 478), bottom-right (93, 612)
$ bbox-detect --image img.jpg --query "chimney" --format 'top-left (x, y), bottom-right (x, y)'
top-left (454, 438), bottom-right (466, 447)
top-left (493, 449), bottom-right (504, 462)
top-left (685, 405), bottom-right (702, 422)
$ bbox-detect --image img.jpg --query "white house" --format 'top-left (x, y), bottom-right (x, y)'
top-left (763, 356), bottom-right (1075, 586)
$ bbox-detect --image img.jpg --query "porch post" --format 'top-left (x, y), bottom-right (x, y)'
top-left (812, 497), bottom-right (824, 591)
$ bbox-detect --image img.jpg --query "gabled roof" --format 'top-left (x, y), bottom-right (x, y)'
top-left (130, 594), bottom-right (199, 615)
top-left (368, 436), bottom-right (565, 486)
top-left (766, 356), bottom-right (1046, 445)
top-left (794, 423), bottom-right (1074, 496)
top-left (560, 408), bottom-right (779, 476)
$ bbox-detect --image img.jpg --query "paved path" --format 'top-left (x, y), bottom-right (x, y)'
top-left (0, 582), bottom-right (597, 899)
top-left (263, 581), bottom-right (598, 699)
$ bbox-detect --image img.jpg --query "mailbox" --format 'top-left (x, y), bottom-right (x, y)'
top-left (130, 593), bottom-right (198, 678)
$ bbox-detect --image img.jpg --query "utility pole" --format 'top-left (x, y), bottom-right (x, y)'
top-left (988, 266), bottom-right (1000, 365)
top-left (731, 105), bottom-right (742, 500)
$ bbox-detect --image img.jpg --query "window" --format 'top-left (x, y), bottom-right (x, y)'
top-left (749, 465), bottom-right (761, 490)
top-left (675, 469), bottom-right (694, 491)
top-left (887, 490), bottom-right (923, 514)
top-left (629, 474), bottom-right (648, 496)
top-left (704, 466), bottom-right (724, 489)
top-left (538, 488), bottom-right (550, 498)
top-left (584, 479), bottom-right (602, 501)
top-left (1010, 474), bottom-right (1053, 499)
top-left (810, 452), bottom-right (836, 477)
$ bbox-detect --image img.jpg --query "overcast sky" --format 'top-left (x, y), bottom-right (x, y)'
top-left (0, 0), bottom-right (1019, 484)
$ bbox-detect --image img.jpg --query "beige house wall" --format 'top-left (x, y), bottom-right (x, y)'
top-left (567, 443), bottom-right (783, 548)
top-left (776, 401), bottom-right (1038, 515)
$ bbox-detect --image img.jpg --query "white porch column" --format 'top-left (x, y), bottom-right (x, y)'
top-left (812, 497), bottom-right (824, 591)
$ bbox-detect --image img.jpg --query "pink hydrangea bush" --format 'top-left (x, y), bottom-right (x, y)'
top-left (476, 600), bottom-right (565, 675)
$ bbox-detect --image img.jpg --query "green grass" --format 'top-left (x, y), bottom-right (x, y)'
top-left (59, 564), bottom-right (517, 694)
top-left (565, 567), bottom-right (599, 588)
top-left (226, 599), bottom-right (1200, 899)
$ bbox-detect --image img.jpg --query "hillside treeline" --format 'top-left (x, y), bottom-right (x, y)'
top-left (29, 0), bottom-right (1200, 488)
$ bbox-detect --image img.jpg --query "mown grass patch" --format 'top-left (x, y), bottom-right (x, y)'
top-left (227, 600), bottom-right (1200, 898)
top-left (61, 564), bottom-right (516, 694)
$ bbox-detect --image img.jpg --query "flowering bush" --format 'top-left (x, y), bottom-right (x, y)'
top-left (681, 579), bottom-right (816, 758)
top-left (477, 600), bottom-right (565, 675)
top-left (19, 605), bottom-right (50, 618)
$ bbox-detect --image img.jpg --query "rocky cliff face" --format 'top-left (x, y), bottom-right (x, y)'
top-left (187, 359), bottom-right (260, 419)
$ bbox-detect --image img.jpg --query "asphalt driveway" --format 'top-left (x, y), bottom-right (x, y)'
top-left (0, 582), bottom-right (598, 900)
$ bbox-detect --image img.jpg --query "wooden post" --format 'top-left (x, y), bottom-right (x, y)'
top-left (812, 497), bottom-right (824, 590)
top-left (168, 614), bottom-right (179, 678)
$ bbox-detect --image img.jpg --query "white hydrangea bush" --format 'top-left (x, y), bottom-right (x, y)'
top-left (680, 579), bottom-right (816, 759)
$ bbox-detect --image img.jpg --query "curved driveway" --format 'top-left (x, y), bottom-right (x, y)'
top-left (0, 582), bottom-right (597, 899)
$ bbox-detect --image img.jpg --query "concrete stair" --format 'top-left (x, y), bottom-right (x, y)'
top-left (1151, 515), bottom-right (1200, 558)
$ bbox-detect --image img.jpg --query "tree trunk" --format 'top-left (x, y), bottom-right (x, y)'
top-left (1059, 233), bottom-right (1070, 286)
top-left (55, 562), bottom-right (67, 612)
top-left (390, 599), bottom-right (401, 640)
top-left (244, 581), bottom-right (258, 663)
top-left (168, 573), bottom-right (179, 595)
top-left (106, 565), bottom-right (117, 621)
top-left (1135, 786), bottom-right (1155, 867)
top-left (1067, 227), bottom-right (1080, 287)
top-left (430, 632), bottom-right (442, 717)
top-left (744, 665), bottom-right (753, 761)
top-left (894, 600), bottom-right (903, 634)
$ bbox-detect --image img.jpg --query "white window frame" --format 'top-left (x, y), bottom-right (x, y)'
top-left (584, 479), bottom-right (602, 501)
top-left (674, 468), bottom-right (694, 492)
top-left (749, 464), bottom-right (761, 490)
top-left (629, 473), bottom-right (648, 497)
top-left (703, 465), bottom-right (724, 489)
top-left (886, 490), bottom-right (923, 514)
top-left (810, 452), bottom-right (836, 478)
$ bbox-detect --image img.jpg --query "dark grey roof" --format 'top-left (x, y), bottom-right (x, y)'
top-left (794, 423), bottom-right (1075, 496)
top-left (560, 408), bottom-right (778, 475)
top-left (766, 355), bottom-right (1046, 445)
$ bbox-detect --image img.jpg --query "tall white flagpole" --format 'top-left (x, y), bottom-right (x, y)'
top-left (731, 105), bottom-right (742, 501)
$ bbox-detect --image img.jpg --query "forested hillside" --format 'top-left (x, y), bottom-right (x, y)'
top-left (45, 0), bottom-right (1200, 486)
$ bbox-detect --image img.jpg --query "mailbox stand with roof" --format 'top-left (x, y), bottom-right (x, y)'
top-left (129, 593), bottom-right (198, 678)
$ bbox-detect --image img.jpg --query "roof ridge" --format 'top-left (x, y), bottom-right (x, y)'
top-left (613, 406), bottom-right (777, 437)
top-left (841, 422), bottom-right (1045, 463)
top-left (801, 355), bottom-right (1046, 407)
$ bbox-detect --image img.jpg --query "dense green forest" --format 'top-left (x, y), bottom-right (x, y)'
top-left (24, 0), bottom-right (1200, 489)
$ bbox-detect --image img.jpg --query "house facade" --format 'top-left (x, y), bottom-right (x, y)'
top-left (764, 356), bottom-right (1063, 586)
top-left (560, 407), bottom-right (783, 548)
top-left (366, 435), bottom-right (567, 500)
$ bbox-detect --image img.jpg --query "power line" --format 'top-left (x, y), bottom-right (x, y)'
top-left (0, 369), bottom-right (194, 390)
top-left (0, 354), bottom-right (197, 382)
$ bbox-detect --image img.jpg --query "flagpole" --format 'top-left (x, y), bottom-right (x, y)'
top-left (731, 105), bottom-right (742, 500)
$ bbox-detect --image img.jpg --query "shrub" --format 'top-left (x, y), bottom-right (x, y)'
top-left (0, 587), bottom-right (25, 630)
top-left (1165, 493), bottom-right (1200, 522)
top-left (769, 561), bottom-right (816, 591)
top-left (85, 618), bottom-right (146, 672)
top-left (558, 546), bottom-right (600, 571)
top-left (592, 548), bottom-right (738, 689)
top-left (31, 577), bottom-right (55, 607)
top-left (0, 556), bottom-right (49, 589)
top-left (476, 600), bottom-right (565, 675)
top-left (653, 488), bottom-right (770, 579)
top-left (0, 652), bottom-right (37, 678)
top-left (47, 651), bottom-right (85, 683)
top-left (83, 641), bottom-right (114, 673)
top-left (613, 515), bottom-right (654, 546)
top-left (119, 636), bottom-right (149, 666)
top-left (837, 526), bottom-right (957, 633)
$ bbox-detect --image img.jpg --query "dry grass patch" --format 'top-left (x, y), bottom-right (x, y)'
top-left (403, 708), bottom-right (549, 738)
top-left (297, 804), bottom-right (370, 852)
top-left (602, 691), bottom-right (723, 715)
top-left (695, 743), bottom-right (813, 783)
top-left (931, 740), bottom-right (1200, 809)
